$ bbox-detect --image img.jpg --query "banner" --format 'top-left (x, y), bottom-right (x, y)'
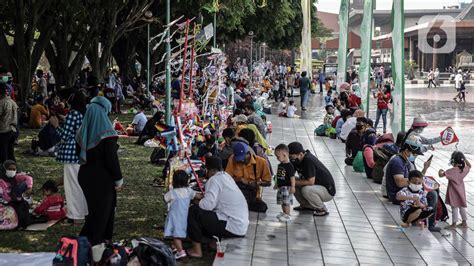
top-left (390, 0), bottom-right (405, 136)
top-left (300, 0), bottom-right (312, 75)
top-left (336, 0), bottom-right (349, 90)
top-left (359, 0), bottom-right (373, 114)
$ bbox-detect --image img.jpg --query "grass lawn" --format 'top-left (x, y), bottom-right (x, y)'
top-left (0, 112), bottom-right (213, 265)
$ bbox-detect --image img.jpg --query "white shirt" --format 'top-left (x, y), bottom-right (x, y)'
top-left (340, 117), bottom-right (357, 141)
top-left (455, 73), bottom-right (463, 89)
top-left (277, 102), bottom-right (287, 114)
top-left (199, 171), bottom-right (249, 236)
top-left (132, 112), bottom-right (147, 132)
top-left (286, 105), bottom-right (297, 118)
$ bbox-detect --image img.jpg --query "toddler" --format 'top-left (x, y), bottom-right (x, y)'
top-left (324, 90), bottom-right (333, 106)
top-left (396, 170), bottom-right (434, 227)
top-left (277, 97), bottom-right (288, 117)
top-left (439, 151), bottom-right (471, 229)
top-left (164, 170), bottom-right (202, 259)
top-left (286, 100), bottom-right (297, 118)
top-left (273, 144), bottom-right (296, 223)
top-left (33, 180), bottom-right (66, 221)
top-left (323, 105), bottom-right (335, 127)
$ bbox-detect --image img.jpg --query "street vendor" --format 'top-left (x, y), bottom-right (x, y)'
top-left (225, 142), bottom-right (271, 213)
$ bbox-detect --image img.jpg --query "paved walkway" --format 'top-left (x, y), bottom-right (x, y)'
top-left (215, 114), bottom-right (474, 266)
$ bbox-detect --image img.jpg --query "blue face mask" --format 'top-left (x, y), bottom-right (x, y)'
top-left (408, 154), bottom-right (416, 162)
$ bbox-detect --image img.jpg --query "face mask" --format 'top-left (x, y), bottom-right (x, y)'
top-left (5, 170), bottom-right (16, 178)
top-left (409, 184), bottom-right (423, 192)
top-left (408, 154), bottom-right (416, 162)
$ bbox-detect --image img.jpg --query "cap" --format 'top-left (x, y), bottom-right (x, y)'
top-left (232, 142), bottom-right (249, 162)
top-left (411, 115), bottom-right (428, 128)
top-left (403, 134), bottom-right (424, 155)
top-left (288, 142), bottom-right (305, 155)
top-left (231, 114), bottom-right (247, 124)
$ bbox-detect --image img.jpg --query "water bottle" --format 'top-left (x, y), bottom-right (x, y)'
top-left (110, 249), bottom-right (121, 265)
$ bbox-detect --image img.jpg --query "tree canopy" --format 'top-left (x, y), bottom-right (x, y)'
top-left (0, 0), bottom-right (330, 100)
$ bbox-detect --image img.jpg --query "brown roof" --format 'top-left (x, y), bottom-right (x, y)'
top-left (317, 11), bottom-right (339, 33)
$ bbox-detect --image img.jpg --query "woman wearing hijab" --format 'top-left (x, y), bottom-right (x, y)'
top-left (50, 89), bottom-right (89, 223)
top-left (76, 96), bottom-right (123, 245)
top-left (0, 160), bottom-right (33, 204)
top-left (0, 160), bottom-right (33, 228)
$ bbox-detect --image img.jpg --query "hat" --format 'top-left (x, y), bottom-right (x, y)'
top-left (232, 142), bottom-right (249, 162)
top-left (458, 69), bottom-right (462, 73)
top-left (288, 142), bottom-right (305, 155)
top-left (231, 114), bottom-right (247, 124)
top-left (365, 133), bottom-right (377, 146)
top-left (411, 115), bottom-right (428, 128)
top-left (403, 134), bottom-right (424, 155)
top-left (340, 82), bottom-right (351, 92)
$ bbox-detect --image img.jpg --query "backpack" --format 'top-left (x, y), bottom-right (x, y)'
top-left (352, 151), bottom-right (365, 173)
top-left (132, 237), bottom-right (177, 266)
top-left (0, 204), bottom-right (18, 230)
top-left (99, 242), bottom-right (129, 266)
top-left (436, 194), bottom-right (449, 222)
top-left (372, 147), bottom-right (396, 184)
top-left (150, 147), bottom-right (166, 165)
top-left (52, 236), bottom-right (91, 266)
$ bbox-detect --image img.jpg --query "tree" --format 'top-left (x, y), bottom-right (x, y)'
top-left (44, 0), bottom-right (102, 88)
top-left (85, 0), bottom-right (154, 81)
top-left (0, 0), bottom-right (58, 103)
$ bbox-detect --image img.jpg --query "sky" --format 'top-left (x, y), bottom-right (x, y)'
top-left (316, 0), bottom-right (468, 13)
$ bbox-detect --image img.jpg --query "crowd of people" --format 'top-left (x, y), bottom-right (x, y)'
top-left (0, 55), bottom-right (470, 264)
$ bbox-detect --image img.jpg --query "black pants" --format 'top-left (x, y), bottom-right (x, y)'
top-left (0, 131), bottom-right (16, 164)
top-left (187, 205), bottom-right (241, 243)
top-left (319, 82), bottom-right (324, 93)
top-left (80, 185), bottom-right (116, 246)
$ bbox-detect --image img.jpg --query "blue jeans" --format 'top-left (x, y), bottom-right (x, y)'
top-left (300, 89), bottom-right (309, 109)
top-left (426, 191), bottom-right (438, 228)
top-left (374, 108), bottom-right (388, 133)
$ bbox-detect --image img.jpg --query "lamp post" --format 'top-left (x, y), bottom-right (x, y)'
top-left (165, 0), bottom-right (171, 125)
top-left (262, 42), bottom-right (267, 61)
top-left (248, 31), bottom-right (254, 81)
top-left (144, 10), bottom-right (153, 95)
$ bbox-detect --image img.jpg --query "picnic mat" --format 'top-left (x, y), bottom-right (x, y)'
top-left (0, 253), bottom-right (55, 266)
top-left (25, 219), bottom-right (61, 231)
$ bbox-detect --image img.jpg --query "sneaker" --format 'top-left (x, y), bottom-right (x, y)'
top-left (278, 214), bottom-right (292, 223)
top-left (313, 209), bottom-right (329, 216)
top-left (175, 250), bottom-right (187, 260)
top-left (429, 226), bottom-right (442, 232)
top-left (276, 212), bottom-right (285, 220)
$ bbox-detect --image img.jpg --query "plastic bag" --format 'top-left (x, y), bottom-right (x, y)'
top-left (352, 151), bottom-right (365, 173)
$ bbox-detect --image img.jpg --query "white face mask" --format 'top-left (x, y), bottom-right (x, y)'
top-left (5, 170), bottom-right (16, 178)
top-left (409, 183), bottom-right (423, 192)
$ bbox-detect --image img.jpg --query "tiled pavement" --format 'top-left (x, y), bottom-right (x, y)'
top-left (214, 115), bottom-right (474, 266)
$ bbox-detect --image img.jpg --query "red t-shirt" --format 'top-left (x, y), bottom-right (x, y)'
top-left (34, 194), bottom-right (66, 221)
top-left (377, 92), bottom-right (391, 110)
top-left (348, 94), bottom-right (361, 108)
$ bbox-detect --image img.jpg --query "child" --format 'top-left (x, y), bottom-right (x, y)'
top-left (439, 151), bottom-right (471, 229)
top-left (273, 144), bottom-right (296, 222)
top-left (286, 100), bottom-right (297, 118)
top-left (323, 105), bottom-right (335, 127)
top-left (396, 170), bottom-right (434, 227)
top-left (324, 90), bottom-right (333, 106)
top-left (33, 180), bottom-right (66, 221)
top-left (164, 170), bottom-right (202, 259)
top-left (277, 97), bottom-right (288, 117)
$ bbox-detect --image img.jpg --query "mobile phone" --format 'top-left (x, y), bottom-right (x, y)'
top-left (428, 155), bottom-right (434, 161)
